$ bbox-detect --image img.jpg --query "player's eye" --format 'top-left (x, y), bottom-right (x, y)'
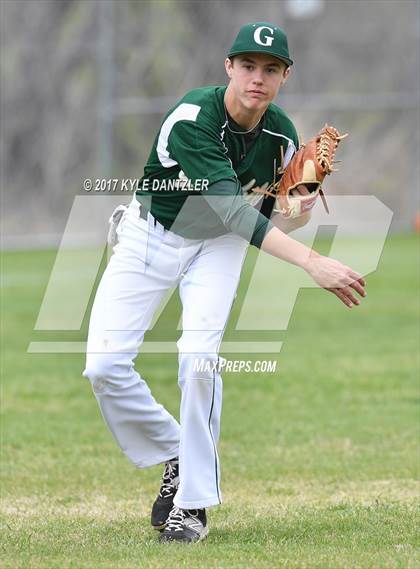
top-left (244, 64), bottom-right (254, 71)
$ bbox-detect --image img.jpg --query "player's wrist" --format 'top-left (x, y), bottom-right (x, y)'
top-left (300, 249), bottom-right (322, 273)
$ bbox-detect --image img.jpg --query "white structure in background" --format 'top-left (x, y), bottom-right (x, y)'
top-left (285, 0), bottom-right (324, 18)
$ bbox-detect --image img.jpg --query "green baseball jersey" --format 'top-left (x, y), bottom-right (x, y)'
top-left (136, 85), bottom-right (299, 247)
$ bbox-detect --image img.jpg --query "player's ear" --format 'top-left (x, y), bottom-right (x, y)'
top-left (279, 65), bottom-right (291, 87)
top-left (283, 66), bottom-right (291, 81)
top-left (225, 57), bottom-right (234, 79)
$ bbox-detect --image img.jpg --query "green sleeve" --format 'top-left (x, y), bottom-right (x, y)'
top-left (204, 179), bottom-right (274, 248)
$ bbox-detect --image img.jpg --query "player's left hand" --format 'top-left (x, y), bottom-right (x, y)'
top-left (289, 184), bottom-right (310, 197)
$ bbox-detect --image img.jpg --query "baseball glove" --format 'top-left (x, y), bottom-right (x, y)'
top-left (249, 124), bottom-right (348, 219)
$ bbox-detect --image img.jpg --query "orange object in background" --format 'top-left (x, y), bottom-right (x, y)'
top-left (416, 212), bottom-right (420, 233)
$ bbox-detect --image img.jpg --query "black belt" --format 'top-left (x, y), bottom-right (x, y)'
top-left (139, 205), bottom-right (149, 222)
top-left (139, 204), bottom-right (161, 229)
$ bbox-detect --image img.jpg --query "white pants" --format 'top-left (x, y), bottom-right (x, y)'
top-left (83, 197), bottom-right (248, 509)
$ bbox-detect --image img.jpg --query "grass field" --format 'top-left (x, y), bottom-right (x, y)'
top-left (1, 234), bottom-right (419, 568)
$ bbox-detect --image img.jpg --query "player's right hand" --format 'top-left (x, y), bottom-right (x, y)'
top-left (304, 253), bottom-right (367, 308)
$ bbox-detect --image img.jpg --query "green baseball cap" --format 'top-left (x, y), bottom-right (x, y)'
top-left (228, 22), bottom-right (293, 67)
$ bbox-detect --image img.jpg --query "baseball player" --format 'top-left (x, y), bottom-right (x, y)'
top-left (83, 22), bottom-right (366, 543)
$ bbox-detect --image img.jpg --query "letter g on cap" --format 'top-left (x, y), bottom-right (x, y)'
top-left (254, 26), bottom-right (274, 47)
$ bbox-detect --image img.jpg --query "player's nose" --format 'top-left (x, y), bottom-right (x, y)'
top-left (252, 71), bottom-right (264, 85)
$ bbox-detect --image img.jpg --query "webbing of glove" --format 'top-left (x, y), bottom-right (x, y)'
top-left (250, 124), bottom-right (348, 219)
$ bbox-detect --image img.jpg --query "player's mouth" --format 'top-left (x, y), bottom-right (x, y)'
top-left (247, 89), bottom-right (266, 98)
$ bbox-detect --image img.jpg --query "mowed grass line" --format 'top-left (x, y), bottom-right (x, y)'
top-left (1, 234), bottom-right (419, 568)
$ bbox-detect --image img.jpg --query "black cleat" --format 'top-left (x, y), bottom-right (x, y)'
top-left (151, 457), bottom-right (179, 530)
top-left (158, 506), bottom-right (208, 543)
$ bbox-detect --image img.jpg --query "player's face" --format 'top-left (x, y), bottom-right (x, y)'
top-left (225, 53), bottom-right (290, 112)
